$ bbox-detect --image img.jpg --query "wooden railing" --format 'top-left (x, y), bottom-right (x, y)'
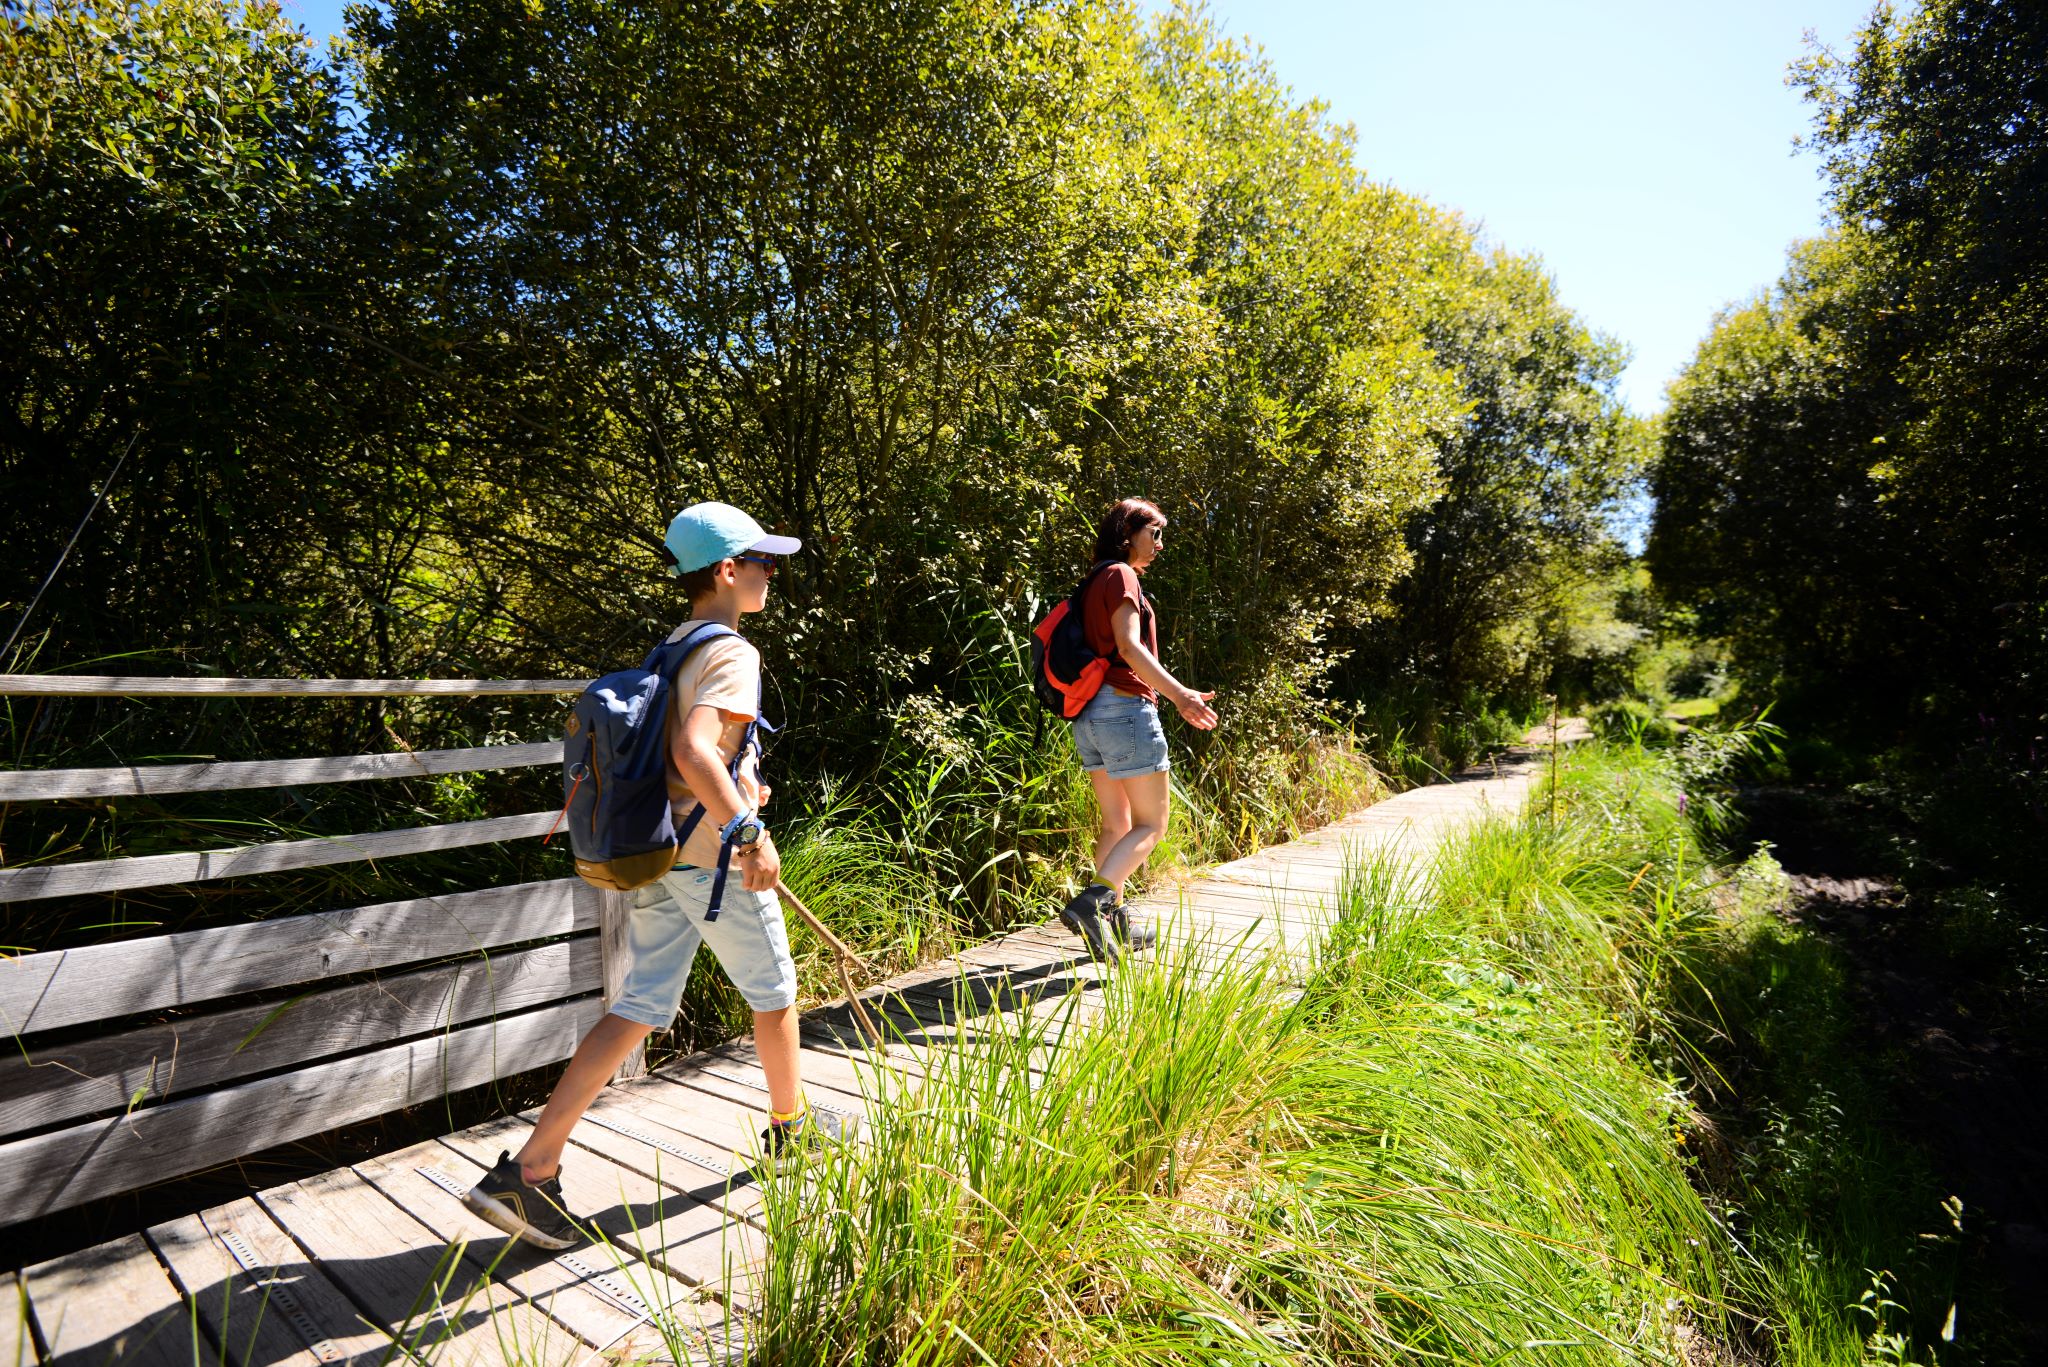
top-left (0, 674), bottom-right (632, 1228)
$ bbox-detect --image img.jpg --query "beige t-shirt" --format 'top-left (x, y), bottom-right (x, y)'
top-left (661, 621), bottom-right (766, 867)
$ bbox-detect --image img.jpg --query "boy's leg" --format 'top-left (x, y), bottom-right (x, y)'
top-left (688, 879), bottom-right (810, 1131)
top-left (515, 1013), bottom-right (655, 1181)
top-left (515, 871), bottom-right (702, 1179)
top-left (752, 1005), bottom-right (801, 1117)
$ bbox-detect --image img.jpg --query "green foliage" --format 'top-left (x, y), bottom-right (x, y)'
top-left (1590, 697), bottom-right (1678, 749)
top-left (1338, 240), bottom-right (1645, 702)
top-left (1652, 0), bottom-right (2048, 743)
top-left (2, 0), bottom-right (352, 666)
top-left (1, 0), bottom-right (1638, 970)
top-left (1543, 741), bottom-right (2007, 1366)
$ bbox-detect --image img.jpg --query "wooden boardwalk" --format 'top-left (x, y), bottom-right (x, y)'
top-left (9, 733), bottom-right (1569, 1367)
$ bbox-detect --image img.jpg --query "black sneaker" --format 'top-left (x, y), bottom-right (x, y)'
top-left (1058, 883), bottom-right (1121, 964)
top-left (462, 1151), bottom-right (579, 1250)
top-left (1105, 901), bottom-right (1157, 951)
top-left (761, 1106), bottom-right (857, 1158)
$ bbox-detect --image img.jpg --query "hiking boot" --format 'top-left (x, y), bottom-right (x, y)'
top-left (462, 1151), bottom-right (580, 1250)
top-left (1058, 883), bottom-right (1121, 964)
top-left (1105, 901), bottom-right (1157, 951)
top-left (761, 1105), bottom-right (857, 1159)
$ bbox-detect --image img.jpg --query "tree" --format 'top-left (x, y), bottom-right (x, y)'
top-left (1652, 0), bottom-right (2048, 736)
top-left (1, 0), bottom-right (354, 671)
top-left (1342, 224), bottom-right (1640, 703)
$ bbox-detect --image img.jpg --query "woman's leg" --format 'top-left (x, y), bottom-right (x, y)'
top-left (1095, 768), bottom-right (1171, 896)
top-left (1088, 768), bottom-right (1133, 872)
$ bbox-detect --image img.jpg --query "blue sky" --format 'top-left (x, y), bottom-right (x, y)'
top-left (1175, 0), bottom-right (1884, 414)
top-left (283, 0), bottom-right (1883, 413)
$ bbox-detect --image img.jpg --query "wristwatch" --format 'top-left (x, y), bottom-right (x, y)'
top-left (721, 809), bottom-right (766, 853)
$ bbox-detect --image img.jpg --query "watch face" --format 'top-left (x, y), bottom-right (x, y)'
top-left (735, 820), bottom-right (764, 847)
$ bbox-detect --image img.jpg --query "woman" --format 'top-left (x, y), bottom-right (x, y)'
top-left (1059, 498), bottom-right (1218, 962)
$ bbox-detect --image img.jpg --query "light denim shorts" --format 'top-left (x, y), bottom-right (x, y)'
top-left (1071, 689), bottom-right (1171, 780)
top-left (609, 865), bottom-right (799, 1025)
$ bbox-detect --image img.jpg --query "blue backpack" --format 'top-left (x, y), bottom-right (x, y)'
top-left (549, 623), bottom-right (764, 917)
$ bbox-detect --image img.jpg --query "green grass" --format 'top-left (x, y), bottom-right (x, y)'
top-left (1664, 697), bottom-right (1719, 720)
top-left (715, 733), bottom-right (1983, 1365)
top-left (735, 749), bottom-right (1750, 1364)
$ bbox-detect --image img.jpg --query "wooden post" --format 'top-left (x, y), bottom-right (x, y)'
top-left (593, 885), bottom-right (648, 1081)
top-left (1548, 695), bottom-right (1561, 824)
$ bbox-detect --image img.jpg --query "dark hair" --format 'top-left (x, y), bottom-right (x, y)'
top-left (676, 562), bottom-right (722, 600)
top-left (1092, 498), bottom-right (1165, 564)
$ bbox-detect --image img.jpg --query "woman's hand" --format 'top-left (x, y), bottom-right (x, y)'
top-left (1173, 687), bottom-right (1218, 730)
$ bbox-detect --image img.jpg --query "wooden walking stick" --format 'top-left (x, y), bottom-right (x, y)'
top-left (773, 879), bottom-right (886, 1047)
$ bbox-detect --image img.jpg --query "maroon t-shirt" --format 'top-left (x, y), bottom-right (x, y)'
top-left (1081, 562), bottom-right (1157, 702)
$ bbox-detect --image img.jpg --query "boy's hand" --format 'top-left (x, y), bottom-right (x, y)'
top-left (1174, 687), bottom-right (1219, 731)
top-left (738, 828), bottom-right (781, 892)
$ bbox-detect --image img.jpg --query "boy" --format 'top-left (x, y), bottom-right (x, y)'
top-left (464, 501), bottom-right (844, 1250)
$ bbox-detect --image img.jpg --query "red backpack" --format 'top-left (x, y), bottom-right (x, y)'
top-left (1030, 561), bottom-right (1126, 718)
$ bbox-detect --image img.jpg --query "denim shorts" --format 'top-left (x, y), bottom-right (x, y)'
top-left (1071, 689), bottom-right (1171, 780)
top-left (609, 865), bottom-right (799, 1026)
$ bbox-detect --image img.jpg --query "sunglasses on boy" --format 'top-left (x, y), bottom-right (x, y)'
top-left (735, 551), bottom-right (779, 570)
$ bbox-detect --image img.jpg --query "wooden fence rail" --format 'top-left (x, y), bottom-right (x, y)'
top-left (0, 675), bottom-right (585, 697)
top-left (0, 740), bottom-right (563, 801)
top-left (0, 673), bottom-right (631, 1228)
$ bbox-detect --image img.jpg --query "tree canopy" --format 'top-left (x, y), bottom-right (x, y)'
top-left (4, 0), bottom-right (1634, 800)
top-left (1651, 0), bottom-right (2047, 741)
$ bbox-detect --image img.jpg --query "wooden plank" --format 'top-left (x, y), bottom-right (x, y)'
top-left (0, 999), bottom-right (601, 1224)
top-left (698, 1038), bottom-right (899, 1109)
top-left (0, 742), bottom-right (563, 802)
top-left (955, 927), bottom-right (1079, 972)
top-left (560, 1088), bottom-right (775, 1225)
top-left (22, 1233), bottom-right (197, 1367)
top-left (0, 810), bottom-right (556, 903)
top-left (1207, 865), bottom-right (1346, 896)
top-left (888, 961), bottom-right (1095, 1022)
top-left (594, 886), bottom-right (647, 1082)
top-left (3, 1275), bottom-right (28, 1367)
top-left (888, 979), bottom-right (1099, 1072)
top-left (650, 1050), bottom-right (875, 1120)
top-left (353, 1141), bottom-right (671, 1357)
top-left (256, 1166), bottom-right (575, 1367)
top-left (1145, 878), bottom-right (1299, 912)
top-left (0, 878), bottom-right (587, 1036)
top-left (0, 675), bottom-right (586, 698)
top-left (147, 1197), bottom-right (399, 1367)
top-left (800, 1014), bottom-right (932, 1072)
top-left (1, 939), bottom-right (598, 1136)
top-left (435, 1115), bottom-right (760, 1305)
top-left (1156, 889), bottom-right (1338, 934)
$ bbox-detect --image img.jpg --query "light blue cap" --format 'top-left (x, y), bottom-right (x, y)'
top-left (662, 502), bottom-right (802, 575)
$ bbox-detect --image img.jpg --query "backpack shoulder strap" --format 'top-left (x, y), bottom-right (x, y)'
top-left (644, 622), bottom-right (744, 788)
top-left (1072, 559), bottom-right (1133, 664)
top-left (1072, 558), bottom-right (1122, 602)
top-left (643, 621), bottom-right (739, 675)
